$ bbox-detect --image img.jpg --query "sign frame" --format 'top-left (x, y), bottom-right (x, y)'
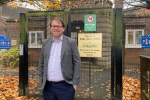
top-left (78, 33), bottom-right (102, 58)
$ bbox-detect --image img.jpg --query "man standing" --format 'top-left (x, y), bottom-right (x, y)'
top-left (39, 17), bottom-right (81, 100)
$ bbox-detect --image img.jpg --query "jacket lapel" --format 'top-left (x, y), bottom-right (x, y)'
top-left (61, 35), bottom-right (67, 59)
top-left (46, 38), bottom-right (52, 62)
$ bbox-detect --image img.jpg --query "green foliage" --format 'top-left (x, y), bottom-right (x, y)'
top-left (0, 46), bottom-right (19, 68)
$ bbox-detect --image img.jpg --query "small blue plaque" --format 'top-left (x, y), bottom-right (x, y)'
top-left (0, 34), bottom-right (10, 49)
top-left (142, 33), bottom-right (150, 48)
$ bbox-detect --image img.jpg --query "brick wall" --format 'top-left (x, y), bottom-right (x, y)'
top-left (0, 18), bottom-right (7, 35)
top-left (124, 17), bottom-right (150, 65)
top-left (0, 19), bottom-right (20, 46)
top-left (114, 0), bottom-right (123, 8)
top-left (28, 48), bottom-right (41, 66)
top-left (124, 17), bottom-right (150, 36)
top-left (0, 16), bottom-right (46, 66)
top-left (6, 21), bottom-right (20, 46)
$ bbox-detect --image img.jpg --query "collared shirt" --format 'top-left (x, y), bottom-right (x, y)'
top-left (47, 35), bottom-right (64, 81)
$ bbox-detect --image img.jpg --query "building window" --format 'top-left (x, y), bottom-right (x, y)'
top-left (28, 31), bottom-right (44, 48)
top-left (125, 29), bottom-right (144, 48)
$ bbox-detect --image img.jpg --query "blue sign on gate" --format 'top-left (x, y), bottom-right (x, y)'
top-left (0, 34), bottom-right (10, 49)
top-left (142, 33), bottom-right (150, 48)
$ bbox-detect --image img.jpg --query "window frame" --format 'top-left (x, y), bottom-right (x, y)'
top-left (28, 31), bottom-right (44, 48)
top-left (125, 29), bottom-right (144, 48)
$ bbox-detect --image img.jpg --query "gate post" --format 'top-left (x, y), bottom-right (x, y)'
top-left (115, 8), bottom-right (123, 100)
top-left (19, 13), bottom-right (28, 96)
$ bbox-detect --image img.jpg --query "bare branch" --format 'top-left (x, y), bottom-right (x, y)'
top-left (123, 0), bottom-right (147, 8)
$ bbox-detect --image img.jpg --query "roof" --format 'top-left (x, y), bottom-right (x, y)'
top-left (0, 18), bottom-right (7, 26)
top-left (123, 4), bottom-right (150, 17)
top-left (2, 4), bottom-right (34, 19)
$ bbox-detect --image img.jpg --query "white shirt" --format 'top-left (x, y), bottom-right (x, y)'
top-left (47, 36), bottom-right (64, 81)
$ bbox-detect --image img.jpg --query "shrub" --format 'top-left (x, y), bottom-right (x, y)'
top-left (0, 46), bottom-right (19, 68)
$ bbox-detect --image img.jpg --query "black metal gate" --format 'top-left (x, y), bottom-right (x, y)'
top-left (19, 8), bottom-right (123, 100)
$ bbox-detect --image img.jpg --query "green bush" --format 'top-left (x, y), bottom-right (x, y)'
top-left (0, 46), bottom-right (19, 68)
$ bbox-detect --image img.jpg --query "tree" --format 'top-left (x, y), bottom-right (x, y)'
top-left (123, 0), bottom-right (150, 8)
top-left (0, 0), bottom-right (112, 11)
top-left (123, 0), bottom-right (150, 16)
top-left (5, 0), bottom-right (61, 11)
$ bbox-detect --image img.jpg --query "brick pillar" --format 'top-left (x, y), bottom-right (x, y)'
top-left (114, 0), bottom-right (123, 8)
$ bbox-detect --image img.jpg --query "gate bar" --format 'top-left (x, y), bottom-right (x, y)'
top-left (115, 8), bottom-right (123, 100)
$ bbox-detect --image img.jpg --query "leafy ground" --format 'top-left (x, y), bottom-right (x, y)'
top-left (0, 66), bottom-right (112, 100)
top-left (122, 76), bottom-right (140, 100)
top-left (0, 66), bottom-right (141, 100)
top-left (0, 66), bottom-right (43, 100)
top-left (0, 75), bottom-right (43, 100)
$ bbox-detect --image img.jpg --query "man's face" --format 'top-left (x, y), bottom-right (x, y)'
top-left (50, 20), bottom-right (65, 38)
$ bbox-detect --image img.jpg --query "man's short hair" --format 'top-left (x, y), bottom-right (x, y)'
top-left (50, 17), bottom-right (65, 28)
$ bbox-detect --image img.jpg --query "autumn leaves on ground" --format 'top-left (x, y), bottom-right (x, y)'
top-left (122, 76), bottom-right (140, 100)
top-left (0, 76), bottom-right (43, 100)
top-left (0, 67), bottom-right (141, 100)
top-left (0, 67), bottom-right (43, 100)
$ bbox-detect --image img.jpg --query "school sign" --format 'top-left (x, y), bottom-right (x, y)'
top-left (78, 33), bottom-right (102, 57)
top-left (84, 14), bottom-right (96, 32)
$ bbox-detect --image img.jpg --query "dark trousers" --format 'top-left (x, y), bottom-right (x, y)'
top-left (43, 81), bottom-right (75, 100)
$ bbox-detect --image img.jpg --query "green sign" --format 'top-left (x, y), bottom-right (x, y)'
top-left (84, 14), bottom-right (96, 31)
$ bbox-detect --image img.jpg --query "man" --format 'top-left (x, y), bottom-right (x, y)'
top-left (39, 17), bottom-right (81, 100)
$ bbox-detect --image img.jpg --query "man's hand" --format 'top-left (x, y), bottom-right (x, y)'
top-left (73, 85), bottom-right (77, 90)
